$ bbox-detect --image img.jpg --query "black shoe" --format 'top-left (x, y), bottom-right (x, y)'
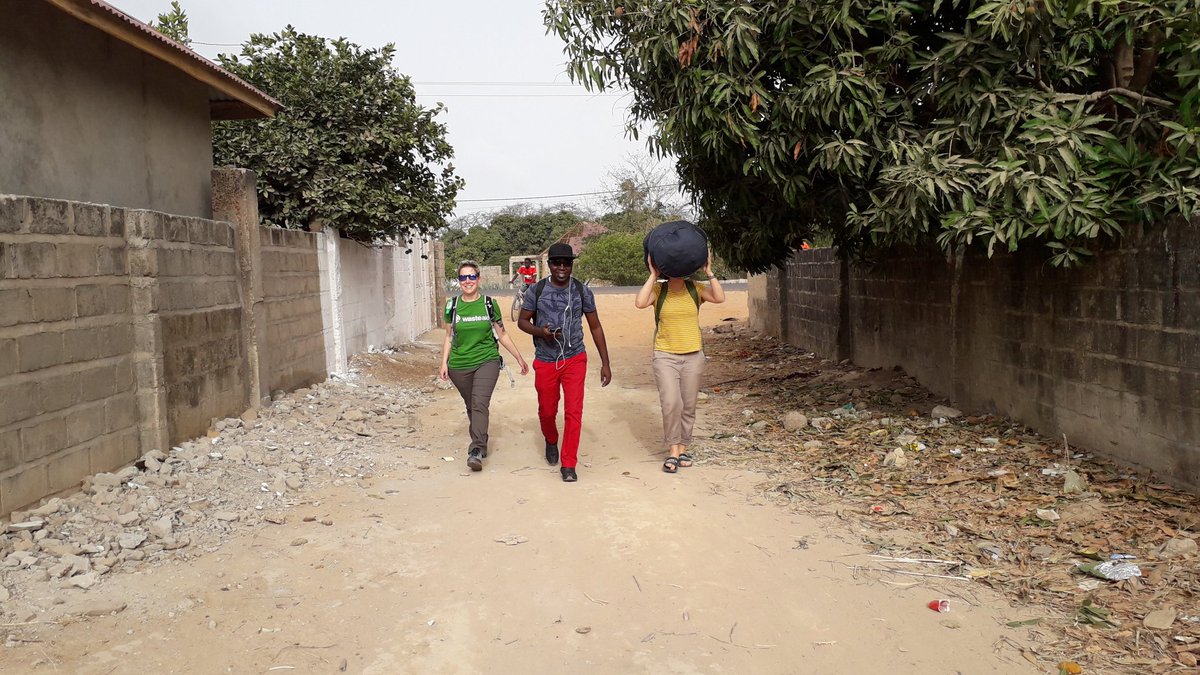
top-left (560, 467), bottom-right (577, 482)
top-left (467, 449), bottom-right (483, 472)
top-left (545, 441), bottom-right (559, 466)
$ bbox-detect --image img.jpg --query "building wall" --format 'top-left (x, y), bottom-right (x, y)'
top-left (0, 196), bottom-right (139, 514)
top-left (750, 220), bottom-right (1200, 490)
top-left (155, 215), bottom-right (243, 442)
top-left (260, 228), bottom-right (325, 394)
top-left (1, 182), bottom-right (439, 515)
top-left (0, 0), bottom-right (214, 218)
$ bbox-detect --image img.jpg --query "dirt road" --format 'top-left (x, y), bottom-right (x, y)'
top-left (1, 292), bottom-right (1038, 674)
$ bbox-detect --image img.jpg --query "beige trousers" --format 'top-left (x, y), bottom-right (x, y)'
top-left (651, 350), bottom-right (705, 447)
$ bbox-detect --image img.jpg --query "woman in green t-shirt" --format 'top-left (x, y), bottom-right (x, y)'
top-left (439, 261), bottom-right (529, 471)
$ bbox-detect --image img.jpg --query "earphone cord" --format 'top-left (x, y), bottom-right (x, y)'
top-left (554, 281), bottom-right (572, 371)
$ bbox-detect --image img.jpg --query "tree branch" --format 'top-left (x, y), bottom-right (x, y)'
top-left (1057, 87), bottom-right (1173, 108)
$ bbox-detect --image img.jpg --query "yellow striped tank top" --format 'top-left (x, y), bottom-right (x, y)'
top-left (653, 281), bottom-right (706, 354)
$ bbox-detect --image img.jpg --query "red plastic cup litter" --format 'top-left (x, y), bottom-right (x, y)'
top-left (928, 599), bottom-right (950, 613)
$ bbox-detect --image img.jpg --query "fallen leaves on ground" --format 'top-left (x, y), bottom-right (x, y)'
top-left (698, 322), bottom-right (1200, 675)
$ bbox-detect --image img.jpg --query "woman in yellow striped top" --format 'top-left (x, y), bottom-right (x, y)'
top-left (634, 254), bottom-right (726, 473)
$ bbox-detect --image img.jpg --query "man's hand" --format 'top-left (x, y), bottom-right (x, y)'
top-left (600, 363), bottom-right (612, 387)
top-left (542, 325), bottom-right (560, 340)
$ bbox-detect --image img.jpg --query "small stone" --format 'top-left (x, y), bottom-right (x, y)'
top-left (148, 517), bottom-right (173, 539)
top-left (92, 473), bottom-right (122, 488)
top-left (1030, 545), bottom-right (1054, 559)
top-left (70, 572), bottom-right (99, 589)
top-left (1062, 470), bottom-right (1088, 494)
top-left (224, 446), bottom-right (247, 462)
top-left (30, 498), bottom-right (64, 517)
top-left (285, 477), bottom-right (303, 490)
top-left (343, 410), bottom-right (366, 422)
top-left (290, 538), bottom-right (308, 547)
top-left (116, 512), bottom-right (142, 526)
top-left (931, 405), bottom-right (962, 419)
top-left (213, 511), bottom-right (240, 523)
top-left (782, 412), bottom-right (808, 432)
top-left (241, 409), bottom-right (259, 423)
top-left (117, 533), bottom-right (147, 550)
top-left (1035, 509), bottom-right (1060, 522)
top-left (1143, 608), bottom-right (1176, 630)
top-left (883, 448), bottom-right (908, 469)
top-left (575, 626), bottom-right (591, 634)
top-left (77, 601), bottom-right (127, 617)
top-left (6, 520), bottom-right (45, 533)
top-left (802, 440), bottom-right (823, 450)
top-left (749, 420), bottom-right (768, 431)
top-left (1157, 537), bottom-right (1198, 558)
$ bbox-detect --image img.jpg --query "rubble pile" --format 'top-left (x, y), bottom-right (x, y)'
top-left (699, 322), bottom-right (1200, 675)
top-left (0, 374), bottom-right (428, 637)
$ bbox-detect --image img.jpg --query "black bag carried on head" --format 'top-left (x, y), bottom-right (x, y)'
top-left (643, 220), bottom-right (708, 278)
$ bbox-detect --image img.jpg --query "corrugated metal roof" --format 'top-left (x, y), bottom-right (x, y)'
top-left (43, 0), bottom-right (282, 119)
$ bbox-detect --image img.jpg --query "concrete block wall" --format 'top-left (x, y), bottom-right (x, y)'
top-left (749, 219), bottom-right (1200, 490)
top-left (338, 239), bottom-right (390, 358)
top-left (156, 215), bottom-right (244, 442)
top-left (0, 196), bottom-right (139, 514)
top-left (2, 178), bottom-right (437, 515)
top-left (319, 231), bottom-right (437, 376)
top-left (260, 228), bottom-right (325, 394)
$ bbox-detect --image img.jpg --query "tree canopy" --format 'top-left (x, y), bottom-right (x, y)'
top-left (545, 1), bottom-right (1200, 271)
top-left (442, 209), bottom-right (584, 277)
top-left (213, 28), bottom-right (463, 243)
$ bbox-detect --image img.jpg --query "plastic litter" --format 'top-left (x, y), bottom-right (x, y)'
top-left (928, 599), bottom-right (950, 612)
top-left (1076, 560), bottom-right (1142, 581)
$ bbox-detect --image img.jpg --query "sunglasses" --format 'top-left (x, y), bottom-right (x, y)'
top-left (548, 258), bottom-right (574, 267)
top-left (457, 273), bottom-right (479, 281)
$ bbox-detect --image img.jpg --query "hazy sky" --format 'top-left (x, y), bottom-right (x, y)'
top-left (113, 0), bottom-right (663, 220)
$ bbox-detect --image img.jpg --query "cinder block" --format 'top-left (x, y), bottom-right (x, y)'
top-left (0, 428), bottom-right (20, 473)
top-left (57, 243), bottom-right (98, 278)
top-left (38, 371), bottom-right (80, 413)
top-left (0, 288), bottom-right (31, 328)
top-left (12, 242), bottom-right (58, 278)
top-left (96, 245), bottom-right (126, 276)
top-left (130, 281), bottom-right (158, 314)
top-left (0, 338), bottom-right (15, 378)
top-left (20, 416), bottom-right (69, 462)
top-left (75, 284), bottom-right (112, 317)
top-left (89, 430), bottom-right (138, 474)
top-left (46, 445), bottom-right (92, 493)
top-left (0, 465), bottom-right (49, 515)
top-left (105, 394), bottom-right (137, 433)
top-left (126, 210), bottom-right (162, 240)
top-left (165, 216), bottom-right (191, 243)
top-left (0, 196), bottom-right (28, 233)
top-left (66, 404), bottom-right (107, 447)
top-left (28, 199), bottom-right (71, 235)
top-left (109, 208), bottom-right (126, 237)
top-left (29, 286), bottom-right (75, 322)
top-left (0, 380), bottom-right (39, 427)
top-left (126, 247), bottom-right (155, 278)
top-left (114, 359), bottom-right (134, 392)
top-left (17, 331), bottom-right (64, 372)
top-left (73, 204), bottom-right (109, 237)
top-left (61, 328), bottom-right (99, 364)
top-left (79, 363), bottom-right (117, 402)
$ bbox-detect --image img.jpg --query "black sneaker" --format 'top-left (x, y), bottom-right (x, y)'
top-left (467, 449), bottom-right (483, 472)
top-left (545, 441), bottom-right (559, 466)
top-left (560, 467), bottom-right (577, 482)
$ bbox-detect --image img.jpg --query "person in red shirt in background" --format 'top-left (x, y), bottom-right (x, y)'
top-left (511, 258), bottom-right (538, 290)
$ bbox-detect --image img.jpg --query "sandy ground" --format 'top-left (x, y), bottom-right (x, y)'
top-left (0, 291), bottom-right (1040, 674)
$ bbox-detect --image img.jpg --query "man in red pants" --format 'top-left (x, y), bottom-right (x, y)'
top-left (517, 243), bottom-right (612, 482)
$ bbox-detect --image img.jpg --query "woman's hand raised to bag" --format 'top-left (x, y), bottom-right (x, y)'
top-left (646, 254), bottom-right (659, 278)
top-left (703, 252), bottom-right (713, 277)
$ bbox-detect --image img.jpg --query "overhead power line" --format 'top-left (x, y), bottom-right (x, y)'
top-left (458, 183), bottom-right (682, 203)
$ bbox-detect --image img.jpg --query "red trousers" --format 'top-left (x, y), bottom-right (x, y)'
top-left (532, 352), bottom-right (587, 468)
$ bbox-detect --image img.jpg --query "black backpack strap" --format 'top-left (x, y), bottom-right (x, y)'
top-left (449, 296), bottom-right (460, 348)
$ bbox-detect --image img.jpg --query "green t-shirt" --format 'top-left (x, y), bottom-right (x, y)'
top-left (444, 296), bottom-right (502, 370)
